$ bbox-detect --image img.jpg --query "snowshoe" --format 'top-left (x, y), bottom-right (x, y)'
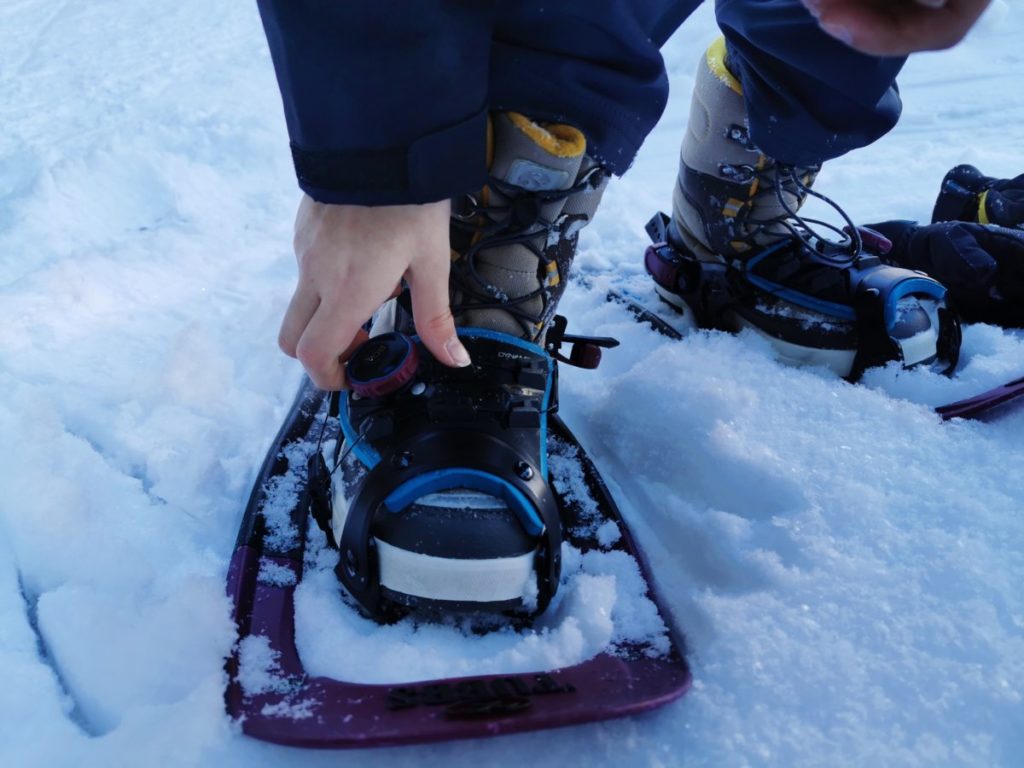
top-left (644, 211), bottom-right (962, 381)
top-left (224, 326), bottom-right (690, 747)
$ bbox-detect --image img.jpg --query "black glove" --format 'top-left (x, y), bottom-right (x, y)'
top-left (866, 219), bottom-right (1024, 328)
top-left (932, 164), bottom-right (1024, 229)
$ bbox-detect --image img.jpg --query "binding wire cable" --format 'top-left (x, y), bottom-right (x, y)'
top-left (312, 391), bottom-right (373, 479)
top-left (770, 165), bottom-right (865, 261)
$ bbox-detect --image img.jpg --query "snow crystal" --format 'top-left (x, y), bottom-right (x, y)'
top-left (549, 438), bottom-right (606, 539)
top-left (595, 519), bottom-right (621, 548)
top-left (236, 636), bottom-right (294, 697)
top-left (256, 560), bottom-right (297, 587)
top-left (256, 437), bottom-right (314, 552)
top-left (259, 698), bottom-right (317, 721)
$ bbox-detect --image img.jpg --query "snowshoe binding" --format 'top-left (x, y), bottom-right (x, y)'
top-left (226, 365), bottom-right (689, 747)
top-left (644, 212), bottom-right (962, 381)
top-left (316, 326), bottom-right (567, 620)
top-left (646, 38), bottom-right (960, 381)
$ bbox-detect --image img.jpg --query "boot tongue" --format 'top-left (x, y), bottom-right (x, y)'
top-left (490, 113), bottom-right (585, 198)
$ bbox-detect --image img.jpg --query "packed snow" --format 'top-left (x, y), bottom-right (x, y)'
top-left (1, 1), bottom-right (1022, 766)
top-left (293, 538), bottom-right (668, 685)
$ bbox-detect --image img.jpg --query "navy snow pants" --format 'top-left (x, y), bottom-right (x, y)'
top-left (257, 0), bottom-right (905, 205)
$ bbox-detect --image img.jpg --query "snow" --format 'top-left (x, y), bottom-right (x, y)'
top-left (1, 0), bottom-right (1022, 766)
top-left (291, 525), bottom-right (668, 685)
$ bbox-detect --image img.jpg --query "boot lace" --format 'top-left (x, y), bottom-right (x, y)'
top-left (449, 166), bottom-right (606, 335)
top-left (718, 125), bottom-right (865, 266)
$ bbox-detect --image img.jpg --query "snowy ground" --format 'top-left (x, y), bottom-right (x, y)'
top-left (2, 1), bottom-right (1022, 766)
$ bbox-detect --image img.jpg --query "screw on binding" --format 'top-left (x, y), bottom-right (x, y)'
top-left (515, 461), bottom-right (534, 480)
top-left (345, 549), bottom-right (358, 578)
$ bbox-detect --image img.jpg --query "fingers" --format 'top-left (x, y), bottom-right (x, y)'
top-left (295, 300), bottom-right (373, 390)
top-left (405, 258), bottom-right (471, 368)
top-left (282, 198), bottom-right (464, 387)
top-left (278, 281), bottom-right (320, 357)
top-left (806, 0), bottom-right (991, 56)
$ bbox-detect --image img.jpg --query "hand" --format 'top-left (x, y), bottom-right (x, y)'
top-left (279, 196), bottom-right (471, 390)
top-left (803, 0), bottom-right (992, 56)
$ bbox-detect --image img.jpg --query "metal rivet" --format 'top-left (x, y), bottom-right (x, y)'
top-left (411, 381), bottom-right (426, 396)
top-left (515, 461), bottom-right (534, 481)
top-left (392, 451), bottom-right (413, 469)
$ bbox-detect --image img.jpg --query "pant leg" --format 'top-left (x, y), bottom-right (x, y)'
top-left (716, 0), bottom-right (906, 167)
top-left (489, 0), bottom-right (702, 175)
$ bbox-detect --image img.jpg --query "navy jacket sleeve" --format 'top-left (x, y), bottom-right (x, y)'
top-left (256, 1), bottom-right (496, 205)
top-left (716, 0), bottom-right (906, 167)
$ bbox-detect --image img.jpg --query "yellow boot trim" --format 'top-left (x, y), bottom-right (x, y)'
top-left (544, 260), bottom-right (560, 288)
top-left (507, 112), bottom-right (586, 158)
top-left (706, 36), bottom-right (743, 96)
top-left (977, 189), bottom-right (991, 225)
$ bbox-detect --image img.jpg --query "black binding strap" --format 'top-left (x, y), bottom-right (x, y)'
top-left (336, 426), bottom-right (562, 621)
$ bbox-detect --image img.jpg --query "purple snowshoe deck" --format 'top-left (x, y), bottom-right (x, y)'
top-left (935, 375), bottom-right (1024, 421)
top-left (225, 379), bottom-right (691, 748)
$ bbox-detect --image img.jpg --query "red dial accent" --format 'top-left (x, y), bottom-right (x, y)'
top-left (347, 333), bottom-right (420, 398)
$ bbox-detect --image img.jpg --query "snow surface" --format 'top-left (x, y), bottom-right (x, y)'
top-left (2, 1), bottom-right (1023, 766)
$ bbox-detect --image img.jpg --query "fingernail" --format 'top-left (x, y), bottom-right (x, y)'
top-left (820, 21), bottom-right (854, 46)
top-left (915, 0), bottom-right (947, 7)
top-left (445, 336), bottom-right (472, 367)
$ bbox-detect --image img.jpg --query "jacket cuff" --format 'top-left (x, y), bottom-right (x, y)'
top-left (291, 108), bottom-right (489, 206)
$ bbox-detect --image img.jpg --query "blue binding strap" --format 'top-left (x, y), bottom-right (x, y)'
top-left (744, 243), bottom-right (858, 322)
top-left (338, 395), bottom-right (382, 469)
top-left (744, 246), bottom-right (948, 332)
top-left (882, 277), bottom-right (946, 329)
top-left (382, 468), bottom-right (544, 536)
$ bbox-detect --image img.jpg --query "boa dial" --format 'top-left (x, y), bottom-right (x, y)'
top-left (346, 332), bottom-right (419, 398)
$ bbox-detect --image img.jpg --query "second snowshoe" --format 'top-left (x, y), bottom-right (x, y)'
top-left (646, 38), bottom-right (960, 381)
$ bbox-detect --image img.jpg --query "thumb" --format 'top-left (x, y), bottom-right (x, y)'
top-left (405, 261), bottom-right (472, 368)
